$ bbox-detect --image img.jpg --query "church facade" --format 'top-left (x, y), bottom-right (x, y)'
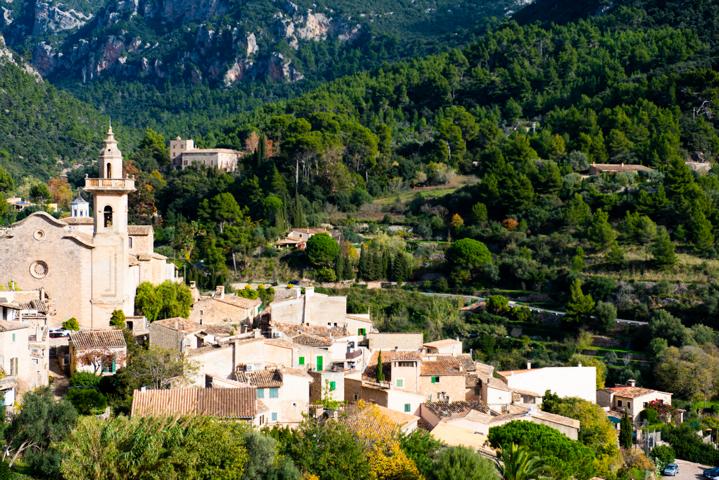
top-left (0, 127), bottom-right (177, 330)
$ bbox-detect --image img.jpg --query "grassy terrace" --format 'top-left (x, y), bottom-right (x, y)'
top-left (586, 246), bottom-right (719, 284)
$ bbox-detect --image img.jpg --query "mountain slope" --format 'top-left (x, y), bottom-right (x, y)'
top-left (0, 35), bottom-right (120, 178)
top-left (2, 0), bottom-right (522, 85)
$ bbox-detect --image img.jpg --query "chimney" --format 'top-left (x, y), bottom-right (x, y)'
top-left (526, 362), bottom-right (532, 370)
top-left (174, 318), bottom-right (179, 330)
top-left (215, 285), bottom-right (225, 299)
top-left (627, 379), bottom-right (636, 387)
top-left (232, 341), bottom-right (236, 371)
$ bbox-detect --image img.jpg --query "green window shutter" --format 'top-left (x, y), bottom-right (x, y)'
top-left (431, 376), bottom-right (440, 384)
top-left (269, 388), bottom-right (279, 398)
top-left (299, 356), bottom-right (305, 366)
top-left (257, 388), bottom-right (265, 399)
top-left (316, 355), bottom-right (324, 371)
top-left (404, 403), bottom-right (411, 413)
top-left (111, 358), bottom-right (116, 373)
top-left (329, 381), bottom-right (336, 391)
top-left (396, 379), bottom-right (404, 388)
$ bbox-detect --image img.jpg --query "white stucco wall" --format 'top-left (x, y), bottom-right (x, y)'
top-left (502, 366), bottom-right (597, 403)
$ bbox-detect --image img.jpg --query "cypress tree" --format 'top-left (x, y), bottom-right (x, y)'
top-left (619, 412), bottom-right (633, 448)
top-left (376, 351), bottom-right (385, 383)
top-left (358, 246), bottom-right (369, 280)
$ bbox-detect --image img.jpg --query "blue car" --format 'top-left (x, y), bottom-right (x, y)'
top-left (661, 463), bottom-right (679, 476)
top-left (704, 466), bottom-right (719, 479)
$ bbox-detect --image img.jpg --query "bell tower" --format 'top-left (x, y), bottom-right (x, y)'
top-left (83, 126), bottom-right (136, 329)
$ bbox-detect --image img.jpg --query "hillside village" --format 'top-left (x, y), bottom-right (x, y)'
top-left (0, 273), bottom-right (679, 453)
top-left (0, 127), bottom-right (698, 479)
top-left (4, 0), bottom-right (719, 475)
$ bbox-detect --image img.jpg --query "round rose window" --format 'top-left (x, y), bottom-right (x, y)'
top-left (29, 261), bottom-right (48, 279)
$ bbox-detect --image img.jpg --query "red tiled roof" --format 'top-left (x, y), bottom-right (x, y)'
top-left (234, 368), bottom-right (283, 388)
top-left (70, 330), bottom-right (126, 350)
top-left (292, 333), bottom-right (332, 347)
top-left (152, 318), bottom-right (202, 333)
top-left (604, 386), bottom-right (669, 398)
top-left (420, 357), bottom-right (465, 376)
top-left (213, 295), bottom-right (261, 310)
top-left (131, 387), bottom-right (257, 418)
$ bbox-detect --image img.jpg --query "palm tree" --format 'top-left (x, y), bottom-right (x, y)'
top-left (498, 443), bottom-right (546, 480)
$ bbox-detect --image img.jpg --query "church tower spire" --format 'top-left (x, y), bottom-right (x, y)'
top-left (85, 126), bottom-right (135, 234)
top-left (99, 124), bottom-right (123, 179)
top-left (83, 127), bottom-right (136, 328)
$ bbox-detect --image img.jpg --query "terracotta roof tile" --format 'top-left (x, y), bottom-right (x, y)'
top-left (234, 368), bottom-right (283, 388)
top-left (604, 386), bottom-right (669, 398)
top-left (424, 401), bottom-right (487, 418)
top-left (272, 322), bottom-right (348, 338)
top-left (0, 320), bottom-right (27, 332)
top-left (152, 318), bottom-right (202, 333)
top-left (70, 330), bottom-right (126, 350)
top-left (131, 387), bottom-right (256, 418)
top-left (292, 333), bottom-right (332, 347)
top-left (213, 295), bottom-right (261, 310)
top-left (420, 357), bottom-right (465, 376)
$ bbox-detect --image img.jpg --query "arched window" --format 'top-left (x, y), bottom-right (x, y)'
top-left (106, 162), bottom-right (112, 178)
top-left (103, 206), bottom-right (113, 228)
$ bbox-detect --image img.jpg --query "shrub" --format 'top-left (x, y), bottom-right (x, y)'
top-left (650, 445), bottom-right (675, 467)
top-left (65, 388), bottom-right (108, 415)
top-left (62, 318), bottom-right (80, 331)
top-left (69, 372), bottom-right (101, 388)
top-left (662, 425), bottom-right (719, 465)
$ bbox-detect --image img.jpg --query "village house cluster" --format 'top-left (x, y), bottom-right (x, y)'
top-left (0, 129), bottom-right (682, 457)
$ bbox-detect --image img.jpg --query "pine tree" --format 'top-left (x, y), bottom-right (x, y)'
top-left (689, 208), bottom-right (714, 255)
top-left (651, 227), bottom-right (677, 269)
top-left (565, 279), bottom-right (595, 324)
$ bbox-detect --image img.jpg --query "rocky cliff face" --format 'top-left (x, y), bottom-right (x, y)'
top-left (0, 0), bottom-right (526, 86)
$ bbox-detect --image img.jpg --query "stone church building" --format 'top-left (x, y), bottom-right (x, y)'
top-left (0, 127), bottom-right (177, 330)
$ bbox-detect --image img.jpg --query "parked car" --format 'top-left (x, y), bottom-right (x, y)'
top-left (49, 328), bottom-right (70, 338)
top-left (662, 463), bottom-right (679, 476)
top-left (704, 467), bottom-right (719, 479)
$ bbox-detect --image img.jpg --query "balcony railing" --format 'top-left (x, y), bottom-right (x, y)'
top-left (84, 178), bottom-right (135, 190)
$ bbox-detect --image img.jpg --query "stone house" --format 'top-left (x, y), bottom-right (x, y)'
top-left (189, 286), bottom-right (261, 327)
top-left (420, 401), bottom-right (580, 447)
top-left (69, 330), bottom-right (127, 375)
top-left (170, 137), bottom-right (243, 172)
top-left (275, 227), bottom-right (337, 250)
top-left (235, 367), bottom-right (311, 426)
top-left (423, 339), bottom-right (463, 356)
top-left (0, 320), bottom-right (49, 406)
top-left (497, 364), bottom-right (597, 404)
top-left (309, 369), bottom-right (345, 404)
top-left (597, 380), bottom-right (675, 423)
top-left (269, 287), bottom-right (374, 336)
top-left (344, 373), bottom-right (427, 415)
